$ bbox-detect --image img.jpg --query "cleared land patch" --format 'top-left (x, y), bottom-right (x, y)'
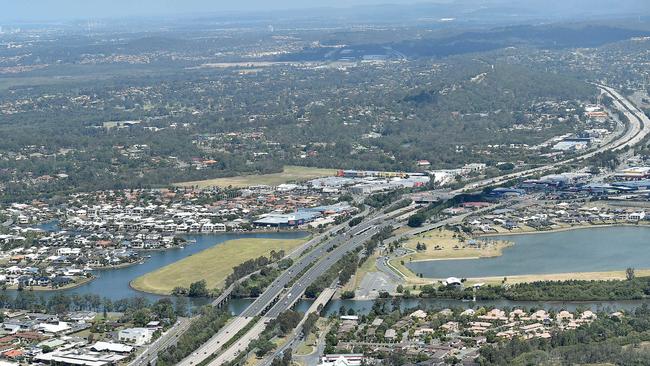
top-left (174, 165), bottom-right (337, 188)
top-left (130, 237), bottom-right (306, 295)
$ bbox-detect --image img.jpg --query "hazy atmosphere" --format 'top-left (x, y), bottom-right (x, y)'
top-left (2, 0), bottom-right (648, 22)
top-left (2, 0), bottom-right (650, 365)
top-left (4, 0), bottom-right (444, 21)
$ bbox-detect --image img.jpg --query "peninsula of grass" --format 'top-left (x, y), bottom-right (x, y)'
top-left (174, 165), bottom-right (337, 188)
top-left (130, 237), bottom-right (307, 295)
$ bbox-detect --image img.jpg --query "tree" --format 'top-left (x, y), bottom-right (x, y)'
top-left (407, 213), bottom-right (426, 228)
top-left (349, 217), bottom-right (363, 227)
top-left (275, 310), bottom-right (302, 336)
top-left (188, 280), bottom-right (209, 298)
top-left (175, 296), bottom-right (189, 317)
top-left (132, 308), bottom-right (152, 327)
top-left (171, 286), bottom-right (188, 296)
top-left (626, 267), bottom-right (635, 281)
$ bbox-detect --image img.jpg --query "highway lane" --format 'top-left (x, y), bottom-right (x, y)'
top-left (266, 223), bottom-right (389, 318)
top-left (256, 288), bottom-right (337, 366)
top-left (180, 210), bottom-right (392, 366)
top-left (177, 316), bottom-right (255, 366)
top-left (208, 318), bottom-right (270, 365)
top-left (209, 221), bottom-right (390, 365)
top-left (241, 213), bottom-right (385, 317)
top-left (455, 85), bottom-right (648, 195)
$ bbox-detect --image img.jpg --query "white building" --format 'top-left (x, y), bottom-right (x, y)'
top-left (118, 328), bottom-right (154, 346)
top-left (319, 354), bottom-right (365, 366)
top-left (37, 321), bottom-right (71, 335)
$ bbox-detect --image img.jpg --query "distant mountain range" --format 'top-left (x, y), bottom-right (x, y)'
top-left (4, 0), bottom-right (649, 27)
top-left (278, 24), bottom-right (650, 61)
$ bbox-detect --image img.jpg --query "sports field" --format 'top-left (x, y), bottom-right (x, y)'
top-left (130, 237), bottom-right (307, 295)
top-left (174, 165), bottom-right (337, 188)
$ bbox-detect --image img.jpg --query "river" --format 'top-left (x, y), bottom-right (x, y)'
top-left (406, 226), bottom-right (650, 278)
top-left (9, 224), bottom-right (650, 314)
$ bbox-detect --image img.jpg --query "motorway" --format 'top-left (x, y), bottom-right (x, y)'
top-left (207, 318), bottom-right (269, 365)
top-left (179, 208), bottom-right (400, 365)
top-left (202, 210), bottom-right (407, 365)
top-left (246, 85), bottom-right (648, 365)
top-left (455, 85), bottom-right (649, 194)
top-left (256, 288), bottom-right (337, 366)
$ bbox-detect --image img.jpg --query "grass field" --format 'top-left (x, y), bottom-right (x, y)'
top-left (174, 166), bottom-right (337, 188)
top-left (130, 237), bottom-right (307, 295)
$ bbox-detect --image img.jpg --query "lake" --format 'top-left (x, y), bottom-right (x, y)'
top-left (406, 226), bottom-right (650, 278)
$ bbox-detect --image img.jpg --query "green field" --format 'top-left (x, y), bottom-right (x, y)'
top-left (130, 237), bottom-right (307, 295)
top-left (174, 165), bottom-right (337, 188)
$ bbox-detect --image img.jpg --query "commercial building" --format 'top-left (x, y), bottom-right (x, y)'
top-left (253, 211), bottom-right (320, 228)
top-left (614, 167), bottom-right (650, 180)
top-left (117, 328), bottom-right (154, 346)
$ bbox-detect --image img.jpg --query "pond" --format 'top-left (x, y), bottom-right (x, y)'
top-left (406, 226), bottom-right (650, 279)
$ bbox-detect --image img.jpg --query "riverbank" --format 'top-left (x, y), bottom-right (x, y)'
top-left (130, 237), bottom-right (308, 295)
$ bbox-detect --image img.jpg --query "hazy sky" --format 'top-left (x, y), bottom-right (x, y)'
top-left (1, 0), bottom-right (441, 22)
